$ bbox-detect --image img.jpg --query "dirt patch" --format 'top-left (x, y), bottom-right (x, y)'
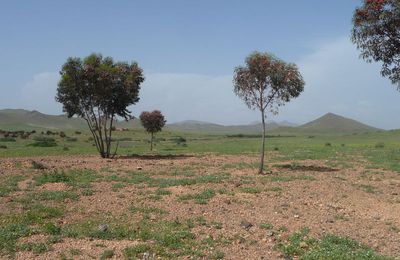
top-left (1, 155), bottom-right (400, 259)
top-left (17, 179), bottom-right (31, 190)
top-left (37, 183), bottom-right (68, 191)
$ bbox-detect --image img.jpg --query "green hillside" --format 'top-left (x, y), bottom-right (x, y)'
top-left (0, 109), bottom-right (86, 130)
top-left (166, 120), bottom-right (282, 134)
top-left (0, 109), bottom-right (383, 135)
top-left (297, 113), bottom-right (381, 134)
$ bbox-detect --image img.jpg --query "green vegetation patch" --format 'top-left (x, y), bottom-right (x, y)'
top-left (178, 189), bottom-right (216, 204)
top-left (0, 174), bottom-right (24, 197)
top-left (276, 228), bottom-right (392, 260)
top-left (0, 204), bottom-right (63, 256)
top-left (33, 169), bottom-right (99, 188)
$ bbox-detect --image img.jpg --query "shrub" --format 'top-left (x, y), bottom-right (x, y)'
top-left (375, 142), bottom-right (385, 149)
top-left (66, 137), bottom-right (78, 142)
top-left (325, 142), bottom-right (331, 147)
top-left (0, 145), bottom-right (7, 149)
top-left (30, 136), bottom-right (57, 147)
top-left (0, 137), bottom-right (16, 142)
top-left (172, 136), bottom-right (187, 146)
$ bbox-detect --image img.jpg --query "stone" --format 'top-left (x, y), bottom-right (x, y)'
top-left (98, 224), bottom-right (108, 232)
top-left (142, 252), bottom-right (150, 260)
top-left (240, 220), bottom-right (253, 230)
top-left (266, 230), bottom-right (275, 237)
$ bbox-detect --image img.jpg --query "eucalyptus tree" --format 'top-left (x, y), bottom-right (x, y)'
top-left (352, 0), bottom-right (400, 86)
top-left (233, 52), bottom-right (304, 174)
top-left (56, 53), bottom-right (144, 158)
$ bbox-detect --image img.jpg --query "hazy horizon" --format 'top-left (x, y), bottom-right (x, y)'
top-left (1, 1), bottom-right (399, 129)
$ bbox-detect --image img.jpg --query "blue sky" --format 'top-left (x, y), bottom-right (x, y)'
top-left (1, 1), bottom-right (399, 129)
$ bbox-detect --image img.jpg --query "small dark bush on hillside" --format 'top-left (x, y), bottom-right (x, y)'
top-left (59, 132), bottom-right (66, 138)
top-left (0, 145), bottom-right (7, 149)
top-left (34, 136), bottom-right (55, 142)
top-left (29, 136), bottom-right (57, 147)
top-left (0, 137), bottom-right (16, 142)
top-left (375, 142), bottom-right (385, 148)
top-left (28, 141), bottom-right (58, 147)
top-left (325, 142), bottom-right (332, 147)
top-left (75, 131), bottom-right (82, 135)
top-left (172, 136), bottom-right (186, 144)
top-left (66, 137), bottom-right (78, 142)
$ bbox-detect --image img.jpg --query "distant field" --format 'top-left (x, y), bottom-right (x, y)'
top-left (0, 129), bottom-right (399, 173)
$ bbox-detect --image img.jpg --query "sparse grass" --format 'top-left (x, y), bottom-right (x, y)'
top-left (178, 188), bottom-right (216, 204)
top-left (33, 169), bottom-right (99, 188)
top-left (276, 228), bottom-right (392, 260)
top-left (17, 190), bottom-right (79, 203)
top-left (0, 174), bottom-right (24, 197)
top-left (358, 184), bottom-right (377, 194)
top-left (259, 223), bottom-right (273, 230)
top-left (0, 204), bottom-right (64, 256)
top-left (100, 249), bottom-right (115, 259)
top-left (239, 187), bottom-right (262, 194)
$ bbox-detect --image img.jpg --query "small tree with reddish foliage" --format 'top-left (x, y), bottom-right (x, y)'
top-left (234, 52), bottom-right (304, 174)
top-left (352, 0), bottom-right (400, 86)
top-left (139, 110), bottom-right (166, 151)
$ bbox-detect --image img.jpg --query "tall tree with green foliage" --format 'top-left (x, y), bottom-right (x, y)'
top-left (140, 110), bottom-right (166, 151)
top-left (352, 0), bottom-right (400, 86)
top-left (56, 53), bottom-right (144, 158)
top-left (233, 52), bottom-right (304, 174)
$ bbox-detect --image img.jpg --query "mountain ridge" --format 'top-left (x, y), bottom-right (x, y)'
top-left (0, 109), bottom-right (382, 134)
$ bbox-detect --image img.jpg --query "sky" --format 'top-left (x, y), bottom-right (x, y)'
top-left (0, 0), bottom-right (399, 129)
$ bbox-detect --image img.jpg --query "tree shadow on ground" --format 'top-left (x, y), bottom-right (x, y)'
top-left (274, 164), bottom-right (338, 172)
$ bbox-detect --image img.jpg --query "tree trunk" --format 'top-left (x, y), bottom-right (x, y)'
top-left (150, 132), bottom-right (154, 151)
top-left (259, 109), bottom-right (266, 174)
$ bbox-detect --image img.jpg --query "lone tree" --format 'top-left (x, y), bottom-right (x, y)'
top-left (352, 0), bottom-right (400, 86)
top-left (56, 53), bottom-right (144, 158)
top-left (233, 52), bottom-right (304, 174)
top-left (139, 110), bottom-right (166, 151)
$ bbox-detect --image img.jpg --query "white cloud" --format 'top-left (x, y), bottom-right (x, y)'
top-left (132, 73), bottom-right (259, 125)
top-left (10, 37), bottom-right (400, 129)
top-left (281, 37), bottom-right (400, 129)
top-left (20, 72), bottom-right (62, 114)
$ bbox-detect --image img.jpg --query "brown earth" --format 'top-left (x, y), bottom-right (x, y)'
top-left (1, 154), bottom-right (400, 259)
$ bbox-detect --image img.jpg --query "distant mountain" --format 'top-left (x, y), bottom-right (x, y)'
top-left (0, 109), bottom-right (143, 130)
top-left (0, 109), bottom-right (382, 134)
top-left (297, 113), bottom-right (380, 133)
top-left (0, 109), bottom-right (86, 130)
top-left (166, 120), bottom-right (285, 133)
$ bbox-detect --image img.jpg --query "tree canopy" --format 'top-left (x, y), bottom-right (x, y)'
top-left (56, 53), bottom-right (145, 158)
top-left (352, 0), bottom-right (400, 86)
top-left (140, 110), bottom-right (166, 151)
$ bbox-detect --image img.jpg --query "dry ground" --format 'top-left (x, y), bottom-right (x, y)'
top-left (0, 154), bottom-right (399, 259)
